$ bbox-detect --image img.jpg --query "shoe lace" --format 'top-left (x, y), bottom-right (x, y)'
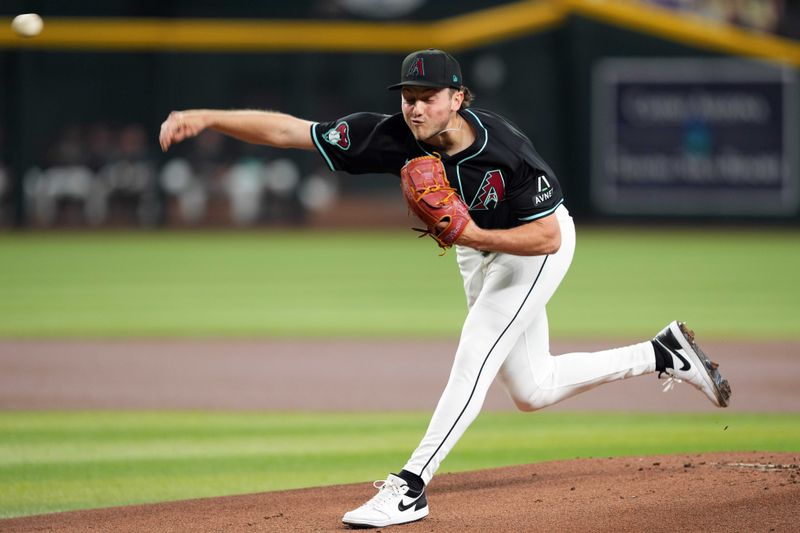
top-left (362, 479), bottom-right (407, 510)
top-left (659, 368), bottom-right (683, 392)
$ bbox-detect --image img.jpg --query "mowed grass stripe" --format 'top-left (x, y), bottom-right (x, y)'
top-left (0, 411), bottom-right (798, 518)
top-left (0, 229), bottom-right (797, 339)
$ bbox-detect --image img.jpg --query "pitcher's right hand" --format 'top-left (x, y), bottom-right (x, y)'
top-left (159, 111), bottom-right (206, 152)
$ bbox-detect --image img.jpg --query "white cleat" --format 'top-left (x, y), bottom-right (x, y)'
top-left (342, 474), bottom-right (428, 528)
top-left (652, 320), bottom-right (732, 407)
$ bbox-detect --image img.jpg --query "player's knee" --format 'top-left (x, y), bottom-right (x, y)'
top-left (512, 388), bottom-right (556, 412)
top-left (512, 396), bottom-right (543, 412)
top-left (513, 399), bottom-right (537, 412)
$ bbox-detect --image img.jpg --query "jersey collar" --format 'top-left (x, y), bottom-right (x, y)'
top-left (416, 109), bottom-right (485, 163)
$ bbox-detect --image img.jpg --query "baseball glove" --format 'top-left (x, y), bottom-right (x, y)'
top-left (400, 154), bottom-right (471, 251)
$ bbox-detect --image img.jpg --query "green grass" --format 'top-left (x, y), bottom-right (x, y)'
top-left (0, 228), bottom-right (798, 339)
top-left (0, 410), bottom-right (797, 518)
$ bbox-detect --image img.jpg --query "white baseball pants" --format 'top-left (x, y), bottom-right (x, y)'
top-left (402, 205), bottom-right (656, 483)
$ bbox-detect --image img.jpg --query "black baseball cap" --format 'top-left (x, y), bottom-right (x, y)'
top-left (388, 49), bottom-right (463, 91)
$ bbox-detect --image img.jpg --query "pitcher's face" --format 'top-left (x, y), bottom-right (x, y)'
top-left (401, 86), bottom-right (462, 142)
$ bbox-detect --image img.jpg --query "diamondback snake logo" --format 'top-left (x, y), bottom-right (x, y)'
top-left (469, 170), bottom-right (505, 210)
top-left (407, 57), bottom-right (425, 78)
top-left (324, 122), bottom-right (350, 150)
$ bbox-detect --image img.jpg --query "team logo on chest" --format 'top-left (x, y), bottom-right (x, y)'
top-left (323, 122), bottom-right (350, 150)
top-left (469, 170), bottom-right (505, 210)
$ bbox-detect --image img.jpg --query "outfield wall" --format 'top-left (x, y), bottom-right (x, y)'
top-left (1, 1), bottom-right (798, 227)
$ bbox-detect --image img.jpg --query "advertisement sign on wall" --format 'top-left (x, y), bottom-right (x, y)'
top-left (592, 58), bottom-right (798, 216)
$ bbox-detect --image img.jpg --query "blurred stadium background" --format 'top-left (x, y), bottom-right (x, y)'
top-left (1, 0), bottom-right (798, 229)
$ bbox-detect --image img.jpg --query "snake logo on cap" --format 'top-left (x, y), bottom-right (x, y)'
top-left (407, 57), bottom-right (425, 78)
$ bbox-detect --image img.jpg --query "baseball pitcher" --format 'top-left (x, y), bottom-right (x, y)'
top-left (159, 49), bottom-right (731, 529)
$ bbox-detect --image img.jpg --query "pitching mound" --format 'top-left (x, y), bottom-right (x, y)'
top-left (3, 452), bottom-right (797, 532)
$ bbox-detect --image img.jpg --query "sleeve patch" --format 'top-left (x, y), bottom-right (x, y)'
top-left (533, 174), bottom-right (554, 206)
top-left (322, 121), bottom-right (350, 150)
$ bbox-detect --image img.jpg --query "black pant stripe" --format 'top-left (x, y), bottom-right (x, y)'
top-left (420, 255), bottom-right (549, 476)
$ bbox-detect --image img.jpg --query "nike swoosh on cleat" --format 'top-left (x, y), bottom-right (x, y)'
top-left (397, 495), bottom-right (424, 512)
top-left (655, 338), bottom-right (691, 371)
top-left (672, 349), bottom-right (691, 371)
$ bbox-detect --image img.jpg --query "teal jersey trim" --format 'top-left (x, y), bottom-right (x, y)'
top-left (311, 123), bottom-right (336, 172)
top-left (413, 140), bottom-right (434, 157)
top-left (518, 198), bottom-right (564, 221)
top-left (456, 109), bottom-right (489, 195)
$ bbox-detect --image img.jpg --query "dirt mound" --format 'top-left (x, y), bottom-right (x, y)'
top-left (2, 452), bottom-right (798, 532)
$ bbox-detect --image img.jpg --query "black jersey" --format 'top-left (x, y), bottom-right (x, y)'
top-left (311, 108), bottom-right (564, 230)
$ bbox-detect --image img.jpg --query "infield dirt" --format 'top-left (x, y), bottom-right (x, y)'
top-left (1, 452), bottom-right (798, 532)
